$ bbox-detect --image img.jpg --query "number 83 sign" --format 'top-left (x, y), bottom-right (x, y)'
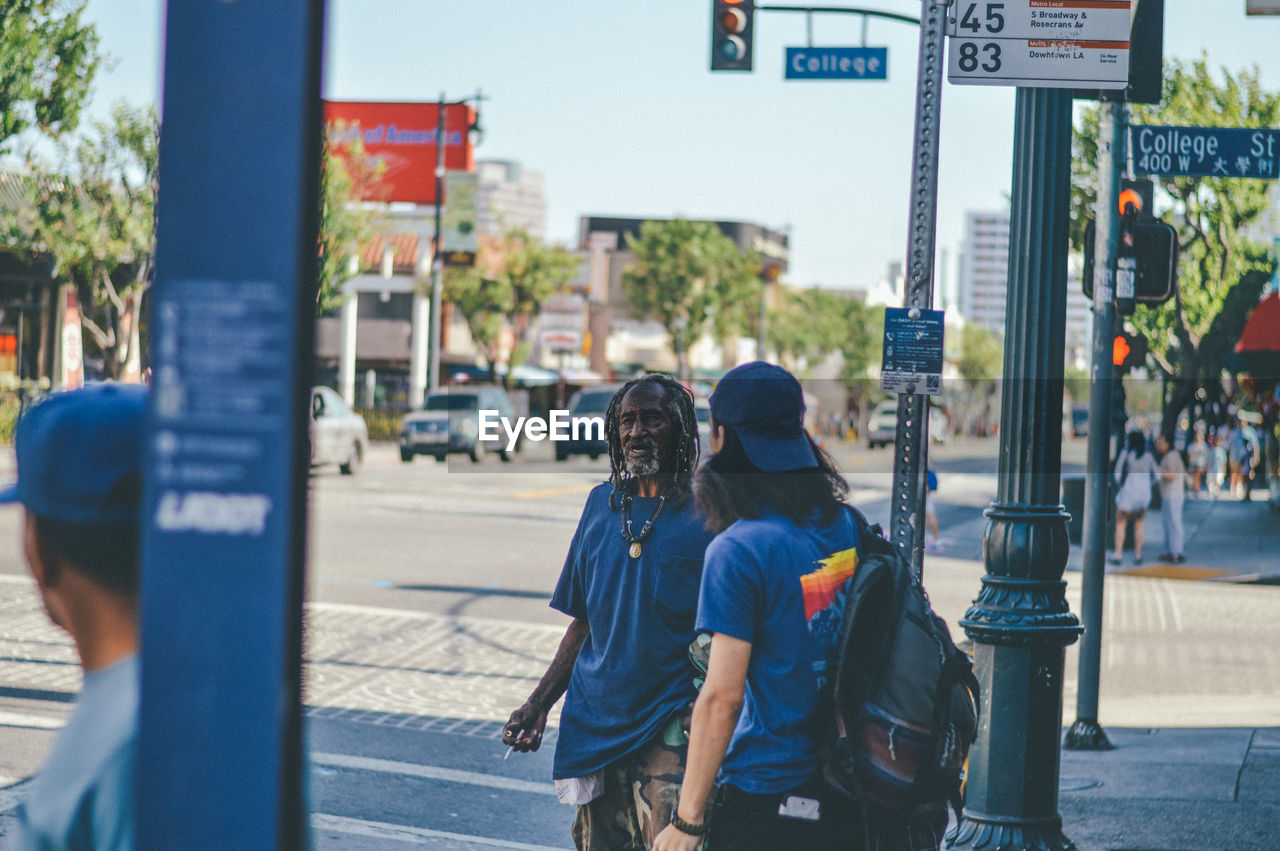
top-left (946, 1), bottom-right (1133, 89)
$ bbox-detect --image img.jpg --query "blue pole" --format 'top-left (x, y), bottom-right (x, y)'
top-left (138, 2), bottom-right (323, 847)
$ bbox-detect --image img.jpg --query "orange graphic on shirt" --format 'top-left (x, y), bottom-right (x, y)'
top-left (801, 546), bottom-right (859, 620)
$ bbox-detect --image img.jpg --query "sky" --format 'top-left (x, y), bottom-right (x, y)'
top-left (80, 1), bottom-right (1280, 296)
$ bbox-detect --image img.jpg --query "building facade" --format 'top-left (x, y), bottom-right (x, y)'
top-left (957, 209), bottom-right (1092, 370)
top-left (475, 159), bottom-right (546, 240)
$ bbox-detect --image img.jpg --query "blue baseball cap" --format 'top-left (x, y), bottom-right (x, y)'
top-left (709, 361), bottom-right (818, 472)
top-left (0, 384), bottom-right (149, 524)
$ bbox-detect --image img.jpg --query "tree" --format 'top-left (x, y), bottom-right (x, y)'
top-left (439, 227), bottom-right (577, 380)
top-left (2, 102), bottom-right (157, 380)
top-left (957, 323), bottom-right (1004, 385)
top-left (621, 219), bottom-right (761, 377)
top-left (442, 264), bottom-right (512, 378)
top-left (499, 227), bottom-right (579, 337)
top-left (0, 1), bottom-right (101, 151)
top-left (317, 127), bottom-right (387, 315)
top-left (767, 286), bottom-right (875, 377)
top-left (1072, 56), bottom-right (1279, 436)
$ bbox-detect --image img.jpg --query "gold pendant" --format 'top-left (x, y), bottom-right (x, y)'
top-left (629, 542), bottom-right (642, 559)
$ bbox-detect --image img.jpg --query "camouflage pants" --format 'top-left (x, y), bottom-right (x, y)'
top-left (571, 717), bottom-right (701, 851)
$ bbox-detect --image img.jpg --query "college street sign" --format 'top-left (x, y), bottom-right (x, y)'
top-left (1129, 125), bottom-right (1280, 179)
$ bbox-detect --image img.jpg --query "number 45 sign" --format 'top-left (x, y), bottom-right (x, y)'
top-left (947, 1), bottom-right (1132, 89)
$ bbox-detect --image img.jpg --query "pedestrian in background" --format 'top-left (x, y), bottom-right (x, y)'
top-left (2, 384), bottom-right (148, 850)
top-left (924, 468), bottom-right (943, 554)
top-left (1207, 432), bottom-right (1227, 499)
top-left (503, 375), bottom-right (714, 850)
top-left (1186, 430), bottom-right (1208, 498)
top-left (1156, 433), bottom-right (1187, 564)
top-left (1112, 430), bottom-right (1159, 566)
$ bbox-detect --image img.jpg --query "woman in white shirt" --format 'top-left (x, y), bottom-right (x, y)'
top-left (1112, 430), bottom-right (1160, 565)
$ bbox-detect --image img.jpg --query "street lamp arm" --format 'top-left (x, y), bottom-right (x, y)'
top-left (755, 5), bottom-right (922, 26)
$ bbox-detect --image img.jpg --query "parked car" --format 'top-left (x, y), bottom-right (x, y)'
top-left (555, 385), bottom-right (619, 461)
top-left (1066, 403), bottom-right (1089, 438)
top-left (866, 399), bottom-right (947, 449)
top-left (695, 396), bottom-right (712, 454)
top-left (310, 386), bottom-right (369, 475)
top-left (866, 400), bottom-right (898, 449)
top-left (399, 385), bottom-right (519, 463)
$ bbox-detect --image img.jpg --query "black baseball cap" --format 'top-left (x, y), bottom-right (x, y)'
top-left (709, 361), bottom-right (817, 472)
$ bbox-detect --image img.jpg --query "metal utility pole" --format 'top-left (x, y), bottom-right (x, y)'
top-left (1066, 99), bottom-right (1127, 752)
top-left (950, 88), bottom-right (1083, 851)
top-left (427, 93), bottom-right (446, 396)
top-left (886, 0), bottom-right (947, 580)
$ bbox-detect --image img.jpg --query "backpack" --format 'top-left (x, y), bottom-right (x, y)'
top-left (823, 507), bottom-right (980, 823)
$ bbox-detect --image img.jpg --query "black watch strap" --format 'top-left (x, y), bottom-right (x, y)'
top-left (670, 812), bottom-right (708, 836)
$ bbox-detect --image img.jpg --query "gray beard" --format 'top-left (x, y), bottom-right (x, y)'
top-left (625, 449), bottom-right (661, 477)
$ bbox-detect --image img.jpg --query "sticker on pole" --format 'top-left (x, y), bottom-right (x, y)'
top-left (881, 308), bottom-right (945, 395)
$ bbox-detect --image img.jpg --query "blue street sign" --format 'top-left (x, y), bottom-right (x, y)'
top-left (139, 0), bottom-right (320, 847)
top-left (785, 46), bottom-right (888, 80)
top-left (1130, 125), bottom-right (1280, 179)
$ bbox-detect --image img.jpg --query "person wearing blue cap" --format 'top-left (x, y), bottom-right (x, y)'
top-left (656, 362), bottom-right (888, 850)
top-left (3, 384), bottom-right (148, 851)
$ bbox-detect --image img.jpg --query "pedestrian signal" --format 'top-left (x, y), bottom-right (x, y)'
top-left (711, 0), bottom-right (754, 71)
top-left (1113, 330), bottom-right (1148, 372)
top-left (1081, 219), bottom-right (1179, 304)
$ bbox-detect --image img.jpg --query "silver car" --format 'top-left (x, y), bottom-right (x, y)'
top-left (310, 386), bottom-right (369, 475)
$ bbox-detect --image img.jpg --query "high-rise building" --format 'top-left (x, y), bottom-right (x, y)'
top-left (475, 159), bottom-right (546, 240)
top-left (957, 209), bottom-right (1093, 369)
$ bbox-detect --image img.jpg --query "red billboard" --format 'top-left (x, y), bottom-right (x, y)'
top-left (323, 101), bottom-right (476, 204)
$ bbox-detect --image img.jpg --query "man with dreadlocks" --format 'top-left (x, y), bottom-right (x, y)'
top-left (504, 374), bottom-right (715, 850)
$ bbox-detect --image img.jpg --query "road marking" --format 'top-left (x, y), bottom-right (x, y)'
top-left (311, 752), bottom-right (554, 796)
top-left (508, 484), bottom-right (595, 500)
top-left (311, 814), bottom-right (566, 849)
top-left (0, 711), bottom-right (64, 730)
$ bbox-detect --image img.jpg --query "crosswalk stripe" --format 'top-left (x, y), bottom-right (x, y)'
top-left (0, 711), bottom-right (64, 730)
top-left (311, 752), bottom-right (554, 796)
top-left (311, 814), bottom-right (566, 850)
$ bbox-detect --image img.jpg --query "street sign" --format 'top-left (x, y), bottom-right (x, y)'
top-left (880, 308), bottom-right (945, 395)
top-left (948, 37), bottom-right (1129, 88)
top-left (541, 293), bottom-right (586, 354)
top-left (948, 1), bottom-right (1132, 41)
top-left (1247, 0), bottom-right (1280, 14)
top-left (442, 171), bottom-right (478, 267)
top-left (784, 47), bottom-right (888, 80)
top-left (1129, 125), bottom-right (1280, 179)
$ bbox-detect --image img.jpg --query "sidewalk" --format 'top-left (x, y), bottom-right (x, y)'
top-left (1065, 487), bottom-right (1280, 583)
top-left (925, 492), bottom-right (1280, 850)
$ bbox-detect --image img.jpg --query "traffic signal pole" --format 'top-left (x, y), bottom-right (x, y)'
top-left (1065, 100), bottom-right (1127, 752)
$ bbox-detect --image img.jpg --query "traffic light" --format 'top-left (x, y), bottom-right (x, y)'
top-left (711, 0), bottom-right (754, 71)
top-left (1112, 329), bottom-right (1148, 373)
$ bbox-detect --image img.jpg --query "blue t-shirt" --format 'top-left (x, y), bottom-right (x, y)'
top-left (13, 655), bottom-right (137, 851)
top-left (696, 509), bottom-right (859, 795)
top-left (550, 483), bottom-right (715, 779)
